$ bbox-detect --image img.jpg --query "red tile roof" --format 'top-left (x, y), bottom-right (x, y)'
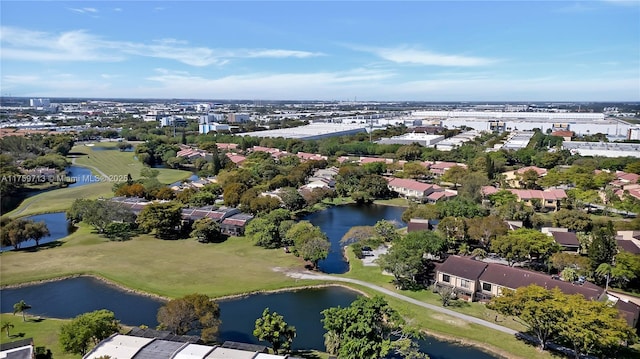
top-left (387, 177), bottom-right (437, 193)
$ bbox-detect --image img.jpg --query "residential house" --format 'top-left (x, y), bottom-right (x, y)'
top-left (84, 333), bottom-right (291, 359)
top-left (220, 213), bottom-right (254, 236)
top-left (109, 196), bottom-right (153, 215)
top-left (429, 162), bottom-right (467, 177)
top-left (177, 147), bottom-right (210, 160)
top-left (250, 146), bottom-right (290, 160)
top-left (616, 231), bottom-right (640, 254)
top-left (407, 218), bottom-right (439, 232)
top-left (436, 255), bottom-right (604, 302)
top-left (506, 188), bottom-right (567, 211)
top-left (541, 227), bottom-right (581, 253)
top-left (436, 255), bottom-right (488, 301)
top-left (425, 189), bottom-right (458, 203)
top-left (386, 177), bottom-right (444, 203)
top-left (296, 152), bottom-right (328, 162)
top-left (502, 166), bottom-right (548, 188)
top-left (0, 338), bottom-right (34, 359)
top-left (551, 130), bottom-right (574, 141)
top-left (225, 153), bottom-right (247, 166)
top-left (434, 256), bottom-right (640, 330)
top-left (215, 142), bottom-right (239, 151)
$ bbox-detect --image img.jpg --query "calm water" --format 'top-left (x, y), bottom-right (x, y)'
top-left (304, 203), bottom-right (405, 273)
top-left (0, 277), bottom-right (498, 358)
top-left (0, 212), bottom-right (73, 252)
top-left (65, 165), bottom-right (93, 188)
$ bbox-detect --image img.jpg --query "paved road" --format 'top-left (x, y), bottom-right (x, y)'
top-left (285, 270), bottom-right (518, 335)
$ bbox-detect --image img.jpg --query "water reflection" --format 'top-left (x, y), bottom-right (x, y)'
top-left (304, 203), bottom-right (405, 273)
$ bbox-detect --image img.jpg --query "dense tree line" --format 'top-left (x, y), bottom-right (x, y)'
top-left (488, 285), bottom-right (637, 358)
top-left (0, 217), bottom-right (50, 249)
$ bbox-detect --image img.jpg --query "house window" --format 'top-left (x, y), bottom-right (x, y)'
top-left (482, 282), bottom-right (492, 292)
top-left (461, 279), bottom-right (470, 289)
top-left (442, 274), bottom-right (450, 283)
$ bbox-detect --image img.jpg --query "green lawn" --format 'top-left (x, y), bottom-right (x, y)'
top-left (373, 198), bottom-right (410, 207)
top-left (0, 224), bottom-right (316, 299)
top-left (3, 182), bottom-right (114, 218)
top-left (2, 143), bottom-right (192, 218)
top-left (71, 142), bottom-right (191, 184)
top-left (2, 229), bottom-right (546, 359)
top-left (0, 314), bottom-right (76, 359)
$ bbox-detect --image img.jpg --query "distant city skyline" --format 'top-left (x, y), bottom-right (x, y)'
top-left (1, 1), bottom-right (639, 101)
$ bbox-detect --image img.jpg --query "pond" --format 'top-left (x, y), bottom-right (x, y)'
top-left (304, 203), bottom-right (406, 274)
top-left (0, 277), bottom-right (498, 358)
top-left (65, 165), bottom-right (94, 188)
top-left (0, 212), bottom-right (74, 252)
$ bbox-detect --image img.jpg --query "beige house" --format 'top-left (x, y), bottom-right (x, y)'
top-left (502, 166), bottom-right (547, 188)
top-left (386, 177), bottom-right (443, 202)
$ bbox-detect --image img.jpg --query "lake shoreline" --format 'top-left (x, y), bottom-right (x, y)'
top-left (1, 273), bottom-right (515, 359)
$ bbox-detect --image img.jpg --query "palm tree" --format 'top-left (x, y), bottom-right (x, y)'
top-left (1, 322), bottom-right (14, 337)
top-left (13, 300), bottom-right (31, 322)
top-left (595, 263), bottom-right (613, 291)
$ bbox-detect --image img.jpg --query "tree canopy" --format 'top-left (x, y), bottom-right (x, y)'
top-left (491, 229), bottom-right (560, 266)
top-left (322, 296), bottom-right (426, 359)
top-left (136, 201), bottom-right (183, 238)
top-left (253, 308), bottom-right (296, 354)
top-left (59, 309), bottom-right (120, 356)
top-left (488, 285), bottom-right (637, 358)
top-left (157, 293), bottom-right (221, 343)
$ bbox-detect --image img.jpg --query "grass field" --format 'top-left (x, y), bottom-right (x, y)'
top-left (2, 143), bottom-right (631, 358)
top-left (71, 142), bottom-right (191, 184)
top-left (2, 142), bottom-right (192, 218)
top-left (0, 224), bottom-right (316, 299)
top-left (0, 314), bottom-right (76, 358)
top-left (1, 225), bottom-right (547, 359)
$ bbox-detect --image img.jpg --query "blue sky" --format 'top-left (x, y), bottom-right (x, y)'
top-left (1, 1), bottom-right (639, 101)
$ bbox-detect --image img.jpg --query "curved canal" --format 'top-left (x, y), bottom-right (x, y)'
top-left (0, 277), bottom-right (498, 358)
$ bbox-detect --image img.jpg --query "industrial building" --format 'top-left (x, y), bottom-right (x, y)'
top-left (435, 130), bottom-right (482, 151)
top-left (495, 131), bottom-right (535, 150)
top-left (238, 122), bottom-right (367, 140)
top-left (562, 142), bottom-right (640, 158)
top-left (411, 111), bottom-right (631, 139)
top-left (377, 132), bottom-right (444, 147)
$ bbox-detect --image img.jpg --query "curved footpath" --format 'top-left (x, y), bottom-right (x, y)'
top-left (71, 157), bottom-right (109, 178)
top-left (285, 270), bottom-right (518, 335)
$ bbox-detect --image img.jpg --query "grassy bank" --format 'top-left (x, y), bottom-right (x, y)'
top-left (2, 227), bottom-right (543, 359)
top-left (71, 142), bottom-right (191, 184)
top-left (2, 143), bottom-right (192, 218)
top-left (0, 314), bottom-right (75, 359)
top-left (3, 182), bottom-right (114, 218)
top-left (0, 224), bottom-right (315, 298)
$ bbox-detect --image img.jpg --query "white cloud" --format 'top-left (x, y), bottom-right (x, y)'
top-left (244, 49), bottom-right (324, 58)
top-left (0, 27), bottom-right (122, 62)
top-left (69, 7), bottom-right (99, 14)
top-left (0, 26), bottom-right (323, 66)
top-left (360, 45), bottom-right (498, 67)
